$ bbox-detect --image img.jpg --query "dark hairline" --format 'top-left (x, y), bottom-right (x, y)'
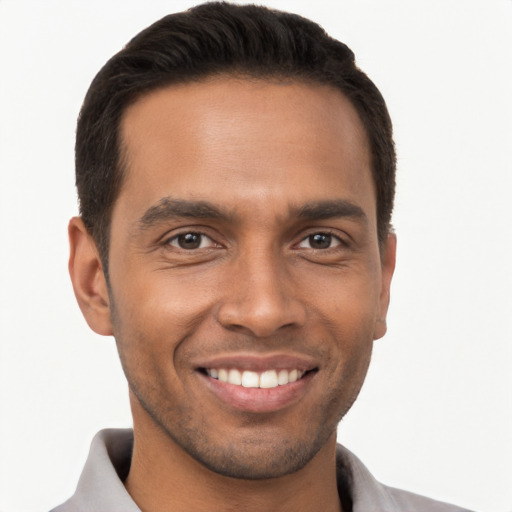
top-left (76, 4), bottom-right (396, 275)
top-left (100, 71), bottom-right (384, 277)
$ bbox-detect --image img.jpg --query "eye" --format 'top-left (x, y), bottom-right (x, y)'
top-left (166, 232), bottom-right (216, 250)
top-left (298, 232), bottom-right (343, 250)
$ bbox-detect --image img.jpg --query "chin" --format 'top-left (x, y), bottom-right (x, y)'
top-left (170, 429), bottom-right (331, 480)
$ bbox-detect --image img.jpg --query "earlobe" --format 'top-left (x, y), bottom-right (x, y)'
top-left (68, 217), bottom-right (113, 336)
top-left (373, 232), bottom-right (397, 340)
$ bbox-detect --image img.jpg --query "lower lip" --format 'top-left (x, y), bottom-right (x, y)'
top-left (198, 371), bottom-right (315, 413)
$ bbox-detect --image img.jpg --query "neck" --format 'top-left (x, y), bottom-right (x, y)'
top-left (125, 410), bottom-right (344, 512)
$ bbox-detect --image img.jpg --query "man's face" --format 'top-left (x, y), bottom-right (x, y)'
top-left (106, 77), bottom-right (394, 478)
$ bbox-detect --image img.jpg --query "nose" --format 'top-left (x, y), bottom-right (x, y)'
top-left (216, 252), bottom-right (307, 338)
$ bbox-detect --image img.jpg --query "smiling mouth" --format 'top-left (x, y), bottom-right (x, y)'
top-left (201, 368), bottom-right (315, 389)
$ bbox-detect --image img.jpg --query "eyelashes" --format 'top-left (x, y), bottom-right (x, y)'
top-left (296, 232), bottom-right (344, 250)
top-left (162, 229), bottom-right (348, 253)
top-left (165, 232), bottom-right (218, 250)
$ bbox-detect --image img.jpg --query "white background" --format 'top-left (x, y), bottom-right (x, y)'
top-left (0, 1), bottom-right (511, 511)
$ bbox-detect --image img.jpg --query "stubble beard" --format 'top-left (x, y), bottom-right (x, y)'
top-left (110, 295), bottom-right (372, 481)
top-left (126, 371), bottom-right (363, 481)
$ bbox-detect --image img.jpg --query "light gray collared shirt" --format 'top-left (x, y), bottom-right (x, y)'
top-left (51, 429), bottom-right (473, 512)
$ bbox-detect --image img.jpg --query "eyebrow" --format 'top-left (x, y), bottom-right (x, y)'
top-left (137, 197), bottom-right (232, 229)
top-left (136, 196), bottom-right (368, 231)
top-left (296, 199), bottom-right (368, 224)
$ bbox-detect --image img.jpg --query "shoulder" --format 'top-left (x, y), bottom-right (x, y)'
top-left (382, 485), bottom-right (474, 512)
top-left (335, 444), bottom-right (474, 512)
top-left (49, 429), bottom-right (138, 512)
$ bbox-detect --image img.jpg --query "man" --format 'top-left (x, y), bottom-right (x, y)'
top-left (53, 3), bottom-right (471, 511)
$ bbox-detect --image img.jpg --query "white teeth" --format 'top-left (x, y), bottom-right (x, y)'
top-left (228, 369), bottom-right (242, 385)
top-left (277, 369), bottom-right (289, 385)
top-left (206, 368), bottom-right (306, 388)
top-left (260, 370), bottom-right (278, 388)
top-left (241, 370), bottom-right (260, 388)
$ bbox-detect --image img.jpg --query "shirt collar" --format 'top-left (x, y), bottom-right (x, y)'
top-left (53, 428), bottom-right (398, 512)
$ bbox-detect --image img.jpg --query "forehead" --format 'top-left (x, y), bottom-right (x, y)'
top-left (116, 77), bottom-right (374, 226)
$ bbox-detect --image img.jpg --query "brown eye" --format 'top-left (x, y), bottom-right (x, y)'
top-left (298, 233), bottom-right (342, 250)
top-left (167, 232), bottom-right (213, 250)
top-left (310, 233), bottom-right (331, 249)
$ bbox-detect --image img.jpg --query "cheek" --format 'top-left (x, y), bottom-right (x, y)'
top-left (297, 264), bottom-right (381, 329)
top-left (109, 269), bottom-right (222, 389)
top-left (297, 269), bottom-right (379, 379)
top-left (113, 267), bottom-right (219, 333)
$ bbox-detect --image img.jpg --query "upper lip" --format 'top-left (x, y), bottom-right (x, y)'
top-left (193, 352), bottom-right (319, 372)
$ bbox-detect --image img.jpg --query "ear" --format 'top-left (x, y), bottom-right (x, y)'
top-left (68, 217), bottom-right (113, 336)
top-left (373, 232), bottom-right (397, 340)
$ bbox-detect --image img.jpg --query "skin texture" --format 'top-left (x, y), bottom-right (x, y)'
top-left (68, 77), bottom-right (396, 512)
